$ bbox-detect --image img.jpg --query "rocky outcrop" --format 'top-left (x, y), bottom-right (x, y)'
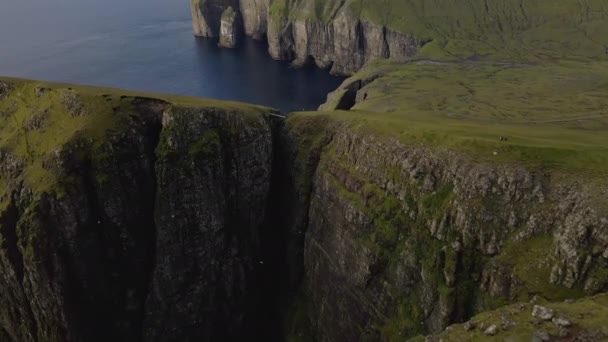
top-left (238, 0), bottom-right (268, 39)
top-left (219, 7), bottom-right (240, 48)
top-left (420, 294), bottom-right (608, 341)
top-left (191, 0), bottom-right (239, 38)
top-left (0, 81), bottom-right (10, 101)
top-left (190, 0), bottom-right (426, 75)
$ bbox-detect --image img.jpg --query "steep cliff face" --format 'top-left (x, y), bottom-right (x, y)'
top-left (190, 0), bottom-right (425, 75)
top-left (238, 0), bottom-right (268, 39)
top-left (0, 82), bottom-right (164, 342)
top-left (193, 0), bottom-right (608, 75)
top-left (143, 104), bottom-right (274, 341)
top-left (283, 115), bottom-right (608, 340)
top-left (0, 78), bottom-right (279, 341)
top-left (265, 8), bottom-right (423, 75)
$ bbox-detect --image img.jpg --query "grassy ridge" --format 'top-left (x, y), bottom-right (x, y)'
top-left (269, 0), bottom-right (608, 61)
top-left (309, 57), bottom-right (608, 178)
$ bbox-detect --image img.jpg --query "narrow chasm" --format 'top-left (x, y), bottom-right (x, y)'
top-left (136, 106), bottom-right (163, 342)
top-left (254, 118), bottom-right (295, 340)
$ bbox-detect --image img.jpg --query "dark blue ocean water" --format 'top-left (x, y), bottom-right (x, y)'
top-left (0, 0), bottom-right (345, 112)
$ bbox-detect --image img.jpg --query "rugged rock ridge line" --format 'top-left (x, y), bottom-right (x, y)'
top-left (190, 0), bottom-right (426, 75)
top-left (0, 80), bottom-right (607, 341)
top-left (288, 118), bottom-right (608, 340)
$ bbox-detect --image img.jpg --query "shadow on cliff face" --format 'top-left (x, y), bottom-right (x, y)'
top-left (254, 119), bottom-right (296, 341)
top-left (0, 87), bottom-right (316, 341)
top-left (238, 117), bottom-right (324, 341)
top-left (54, 99), bottom-right (162, 342)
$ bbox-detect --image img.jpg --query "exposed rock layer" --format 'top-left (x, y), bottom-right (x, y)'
top-left (286, 117), bottom-right (608, 340)
top-left (190, 0), bottom-right (425, 75)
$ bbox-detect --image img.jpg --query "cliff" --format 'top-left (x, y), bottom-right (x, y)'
top-left (0, 78), bottom-right (281, 341)
top-left (191, 0), bottom-right (425, 75)
top-left (1, 74), bottom-right (607, 341)
top-left (191, 0), bottom-right (608, 75)
top-left (283, 110), bottom-right (608, 340)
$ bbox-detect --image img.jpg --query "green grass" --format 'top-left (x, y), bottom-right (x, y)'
top-left (278, 0), bottom-right (608, 184)
top-left (297, 59), bottom-right (608, 181)
top-left (0, 77), bottom-right (271, 195)
top-left (269, 0), bottom-right (608, 62)
top-left (421, 294), bottom-right (608, 341)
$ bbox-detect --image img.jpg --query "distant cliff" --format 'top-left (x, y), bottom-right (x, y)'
top-left (191, 0), bottom-right (608, 75)
top-left (190, 0), bottom-right (425, 75)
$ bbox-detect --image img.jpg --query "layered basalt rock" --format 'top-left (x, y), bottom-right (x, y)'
top-left (190, 0), bottom-right (426, 75)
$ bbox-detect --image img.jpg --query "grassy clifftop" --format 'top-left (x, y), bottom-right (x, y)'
top-left (269, 0), bottom-right (608, 61)
top-left (0, 77), bottom-right (270, 201)
top-left (318, 59), bottom-right (608, 180)
top-left (312, 1), bottom-right (608, 181)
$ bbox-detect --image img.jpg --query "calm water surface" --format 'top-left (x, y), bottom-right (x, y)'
top-left (0, 0), bottom-right (345, 112)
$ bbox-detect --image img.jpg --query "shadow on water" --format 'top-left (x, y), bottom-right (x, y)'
top-left (0, 0), bottom-right (345, 113)
top-left (192, 37), bottom-right (346, 112)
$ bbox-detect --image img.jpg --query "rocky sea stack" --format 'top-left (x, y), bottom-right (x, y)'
top-left (190, 0), bottom-right (425, 75)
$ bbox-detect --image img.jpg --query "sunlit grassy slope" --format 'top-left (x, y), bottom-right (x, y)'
top-left (0, 77), bottom-right (269, 197)
top-left (303, 58), bottom-right (608, 178)
top-left (280, 0), bottom-right (608, 178)
top-left (271, 0), bottom-right (608, 61)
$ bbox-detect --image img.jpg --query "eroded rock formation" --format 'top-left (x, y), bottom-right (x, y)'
top-left (190, 0), bottom-right (426, 75)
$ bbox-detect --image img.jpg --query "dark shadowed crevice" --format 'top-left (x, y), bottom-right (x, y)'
top-left (381, 26), bottom-right (390, 58)
top-left (356, 21), bottom-right (365, 52)
top-left (254, 117), bottom-right (294, 341)
top-left (334, 74), bottom-right (382, 110)
top-left (136, 108), bottom-right (163, 342)
top-left (259, 117), bottom-right (336, 339)
top-left (0, 200), bottom-right (24, 283)
top-left (125, 98), bottom-right (166, 342)
top-left (0, 326), bottom-right (13, 342)
top-left (335, 81), bottom-right (361, 110)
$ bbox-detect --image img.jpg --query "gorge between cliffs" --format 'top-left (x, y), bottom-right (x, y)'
top-left (1, 77), bottom-right (607, 341)
top-left (2, 0), bottom-right (608, 341)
